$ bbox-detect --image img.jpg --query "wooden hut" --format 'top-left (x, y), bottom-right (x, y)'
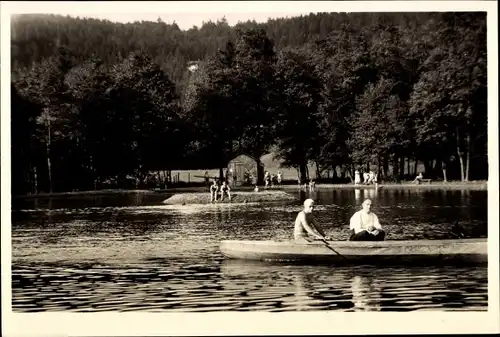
top-left (227, 153), bottom-right (261, 186)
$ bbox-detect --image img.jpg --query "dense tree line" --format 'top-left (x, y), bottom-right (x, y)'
top-left (11, 12), bottom-right (487, 194)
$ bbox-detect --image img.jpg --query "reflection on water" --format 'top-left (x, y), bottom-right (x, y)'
top-left (353, 187), bottom-right (379, 202)
top-left (351, 275), bottom-right (381, 311)
top-left (218, 261), bottom-right (487, 312)
top-left (11, 260), bottom-right (488, 312)
top-left (355, 188), bottom-right (361, 201)
top-left (11, 189), bottom-right (488, 311)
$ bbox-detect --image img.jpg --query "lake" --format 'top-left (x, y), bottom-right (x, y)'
top-left (11, 187), bottom-right (488, 312)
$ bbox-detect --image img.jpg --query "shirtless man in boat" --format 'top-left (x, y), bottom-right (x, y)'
top-left (294, 198), bottom-right (330, 243)
top-left (349, 198), bottom-right (386, 241)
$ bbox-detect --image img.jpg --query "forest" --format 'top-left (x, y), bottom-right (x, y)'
top-left (10, 12), bottom-right (488, 195)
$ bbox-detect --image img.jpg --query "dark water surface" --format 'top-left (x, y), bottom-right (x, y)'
top-left (11, 188), bottom-right (488, 312)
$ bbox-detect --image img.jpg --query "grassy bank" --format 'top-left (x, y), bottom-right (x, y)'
top-left (283, 180), bottom-right (488, 191)
top-left (308, 180), bottom-right (488, 190)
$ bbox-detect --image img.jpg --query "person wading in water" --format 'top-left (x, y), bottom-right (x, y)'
top-left (349, 199), bottom-right (386, 241)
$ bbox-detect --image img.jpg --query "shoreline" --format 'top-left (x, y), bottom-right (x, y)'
top-left (302, 181), bottom-right (488, 190)
top-left (12, 180), bottom-right (488, 199)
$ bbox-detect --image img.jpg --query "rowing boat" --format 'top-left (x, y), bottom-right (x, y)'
top-left (219, 239), bottom-right (487, 265)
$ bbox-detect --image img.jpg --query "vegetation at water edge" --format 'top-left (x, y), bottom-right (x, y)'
top-left (11, 12), bottom-right (487, 194)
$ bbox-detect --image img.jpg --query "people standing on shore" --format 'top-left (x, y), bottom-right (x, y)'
top-left (264, 171), bottom-right (270, 188)
top-left (354, 170), bottom-right (361, 185)
top-left (349, 199), bottom-right (385, 241)
top-left (363, 172), bottom-right (369, 184)
top-left (251, 173), bottom-right (257, 186)
top-left (277, 171), bottom-right (283, 186)
top-left (368, 171), bottom-right (375, 184)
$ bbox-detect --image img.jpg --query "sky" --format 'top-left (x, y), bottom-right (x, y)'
top-left (4, 1), bottom-right (495, 31)
top-left (4, 1), bottom-right (327, 31)
top-left (71, 12), bottom-right (308, 30)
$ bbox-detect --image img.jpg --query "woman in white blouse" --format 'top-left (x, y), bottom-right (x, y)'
top-left (349, 199), bottom-right (386, 241)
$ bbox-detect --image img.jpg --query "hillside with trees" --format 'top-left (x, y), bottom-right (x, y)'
top-left (11, 12), bottom-right (487, 194)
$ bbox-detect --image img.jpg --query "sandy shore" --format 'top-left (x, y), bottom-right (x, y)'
top-left (163, 190), bottom-right (296, 205)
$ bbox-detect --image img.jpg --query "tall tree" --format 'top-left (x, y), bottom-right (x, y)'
top-left (64, 56), bottom-right (114, 189)
top-left (233, 28), bottom-right (278, 184)
top-left (274, 47), bottom-right (322, 181)
top-left (348, 78), bottom-right (408, 180)
top-left (108, 51), bottom-right (182, 186)
top-left (11, 84), bottom-right (42, 195)
top-left (14, 47), bottom-right (76, 192)
top-left (183, 29), bottom-right (278, 184)
top-left (182, 49), bottom-right (240, 179)
top-left (312, 24), bottom-right (377, 179)
top-left (409, 13), bottom-right (487, 181)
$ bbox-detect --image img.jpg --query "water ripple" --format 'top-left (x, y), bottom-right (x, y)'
top-left (11, 189), bottom-right (488, 312)
top-left (11, 263), bottom-right (487, 312)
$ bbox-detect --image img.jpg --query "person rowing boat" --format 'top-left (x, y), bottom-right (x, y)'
top-left (349, 198), bottom-right (385, 241)
top-left (294, 198), bottom-right (330, 243)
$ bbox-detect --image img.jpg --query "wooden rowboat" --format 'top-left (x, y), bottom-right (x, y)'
top-left (220, 239), bottom-right (487, 265)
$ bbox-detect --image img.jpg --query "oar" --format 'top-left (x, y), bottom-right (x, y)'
top-left (320, 238), bottom-right (349, 261)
